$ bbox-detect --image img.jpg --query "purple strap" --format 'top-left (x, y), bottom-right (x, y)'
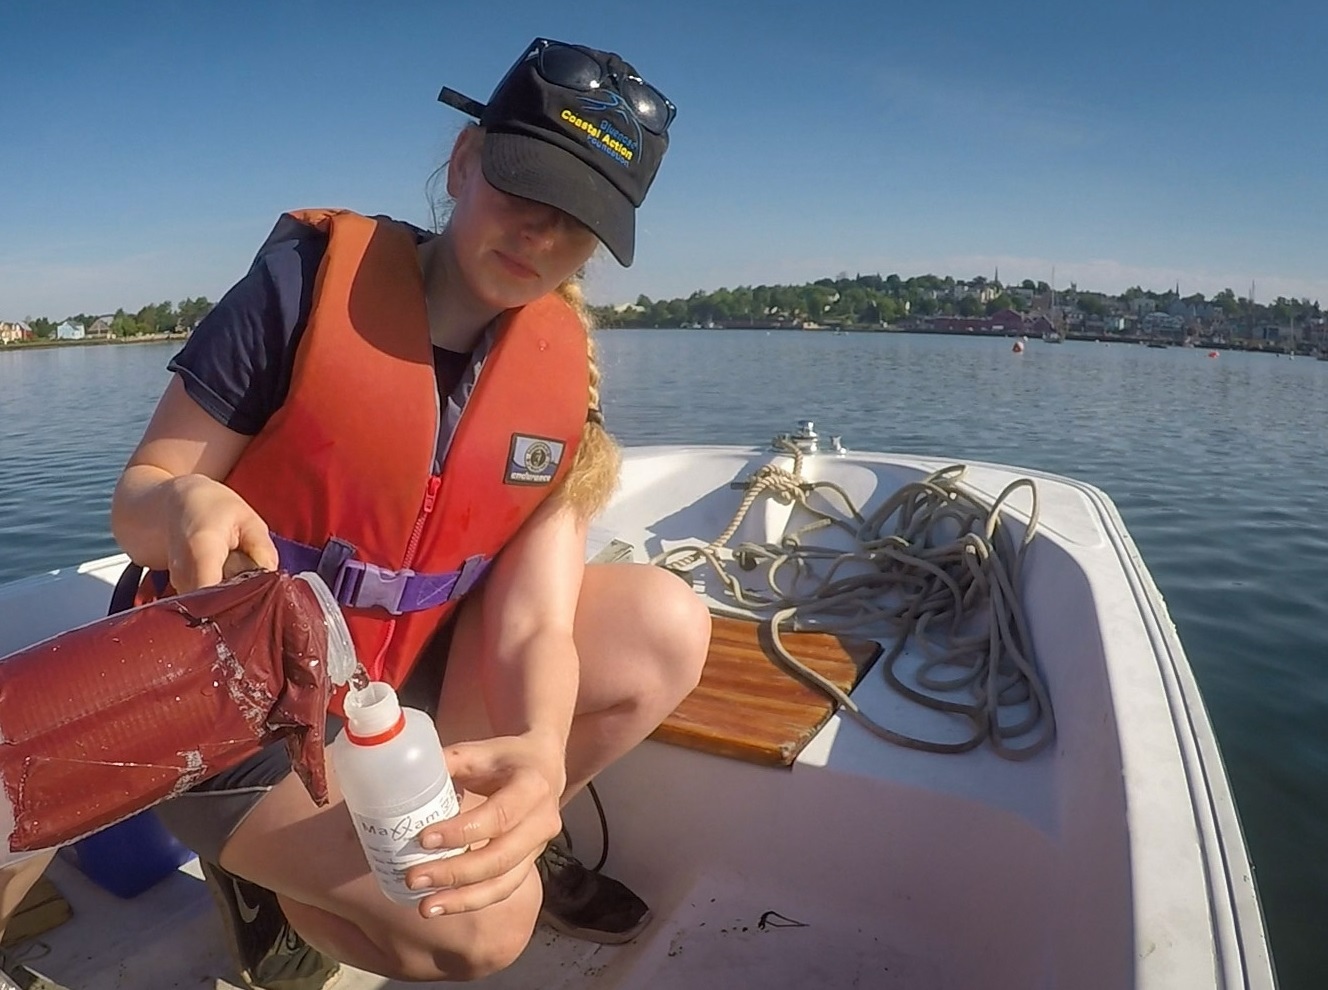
top-left (272, 534), bottom-right (490, 615)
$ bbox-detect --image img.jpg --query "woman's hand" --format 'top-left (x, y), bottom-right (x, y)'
top-left (111, 375), bottom-right (269, 586)
top-left (159, 474), bottom-right (278, 593)
top-left (406, 733), bottom-right (567, 918)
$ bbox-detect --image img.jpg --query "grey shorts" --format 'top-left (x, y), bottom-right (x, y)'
top-left (154, 622), bottom-right (452, 863)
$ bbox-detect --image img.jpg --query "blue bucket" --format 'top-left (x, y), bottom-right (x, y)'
top-left (62, 810), bottom-right (195, 899)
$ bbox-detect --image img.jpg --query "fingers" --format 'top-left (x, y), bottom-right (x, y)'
top-left (423, 763), bottom-right (560, 852)
top-left (406, 786), bottom-right (557, 917)
top-left (439, 740), bottom-right (508, 787)
top-left (442, 738), bottom-right (566, 796)
top-left (222, 550), bottom-right (259, 581)
top-left (414, 846), bottom-right (542, 919)
top-left (170, 529), bottom-right (230, 593)
top-left (165, 476), bottom-right (275, 592)
top-left (403, 739), bottom-right (564, 917)
top-left (235, 514), bottom-right (279, 571)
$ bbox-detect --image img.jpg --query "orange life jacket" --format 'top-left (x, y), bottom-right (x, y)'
top-left (142, 208), bottom-right (588, 708)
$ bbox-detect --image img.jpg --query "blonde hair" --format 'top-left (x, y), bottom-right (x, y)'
top-left (428, 126), bottom-right (620, 520)
top-left (552, 278), bottom-right (621, 521)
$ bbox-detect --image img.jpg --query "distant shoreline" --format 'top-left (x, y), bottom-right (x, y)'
top-left (0, 333), bottom-right (187, 351)
top-left (4, 326), bottom-right (1313, 358)
top-left (600, 324), bottom-right (1313, 355)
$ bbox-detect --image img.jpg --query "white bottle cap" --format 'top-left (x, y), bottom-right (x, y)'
top-left (343, 682), bottom-right (404, 741)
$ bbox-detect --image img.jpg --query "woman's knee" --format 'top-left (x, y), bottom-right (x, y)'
top-left (367, 879), bottom-right (540, 981)
top-left (429, 917), bottom-right (535, 982)
top-left (634, 567), bottom-right (711, 694)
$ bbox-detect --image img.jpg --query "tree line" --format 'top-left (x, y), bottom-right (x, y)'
top-left (21, 275), bottom-right (1321, 340)
top-left (22, 297), bottom-right (214, 339)
top-left (589, 273), bottom-right (1321, 330)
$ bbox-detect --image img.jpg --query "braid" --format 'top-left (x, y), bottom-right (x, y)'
top-left (553, 277), bottom-right (621, 520)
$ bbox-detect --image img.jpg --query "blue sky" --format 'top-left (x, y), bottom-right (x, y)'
top-left (2, 0), bottom-right (1325, 320)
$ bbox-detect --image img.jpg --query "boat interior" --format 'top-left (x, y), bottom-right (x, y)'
top-left (0, 443), bottom-right (1268, 988)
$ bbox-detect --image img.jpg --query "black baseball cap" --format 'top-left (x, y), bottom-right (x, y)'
top-left (439, 38), bottom-right (674, 266)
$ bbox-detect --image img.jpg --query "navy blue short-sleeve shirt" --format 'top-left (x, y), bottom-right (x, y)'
top-left (171, 216), bottom-right (469, 434)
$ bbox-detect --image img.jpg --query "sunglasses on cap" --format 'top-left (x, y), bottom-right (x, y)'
top-left (527, 38), bottom-right (676, 136)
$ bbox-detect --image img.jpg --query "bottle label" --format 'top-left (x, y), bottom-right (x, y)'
top-left (348, 780), bottom-right (465, 901)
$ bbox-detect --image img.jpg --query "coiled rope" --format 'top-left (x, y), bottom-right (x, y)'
top-left (652, 447), bottom-right (1055, 761)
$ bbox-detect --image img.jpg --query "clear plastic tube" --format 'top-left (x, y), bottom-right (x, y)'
top-left (295, 571), bottom-right (357, 686)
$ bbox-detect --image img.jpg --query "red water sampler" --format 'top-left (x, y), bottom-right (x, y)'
top-left (0, 570), bottom-right (356, 865)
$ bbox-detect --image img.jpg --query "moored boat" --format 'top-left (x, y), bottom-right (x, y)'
top-left (0, 425), bottom-right (1275, 989)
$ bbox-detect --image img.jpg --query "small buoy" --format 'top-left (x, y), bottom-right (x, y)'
top-left (1012, 341), bottom-right (1025, 354)
top-left (1207, 351), bottom-right (1219, 358)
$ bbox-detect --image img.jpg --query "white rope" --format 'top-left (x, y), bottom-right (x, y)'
top-left (653, 450), bottom-right (1055, 761)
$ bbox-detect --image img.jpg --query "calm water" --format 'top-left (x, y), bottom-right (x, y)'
top-left (3, 332), bottom-right (1327, 985)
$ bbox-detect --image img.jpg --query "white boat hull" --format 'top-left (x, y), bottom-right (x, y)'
top-left (0, 444), bottom-right (1273, 989)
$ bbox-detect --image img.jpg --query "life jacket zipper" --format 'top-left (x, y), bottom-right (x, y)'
top-left (372, 339), bottom-right (447, 680)
top-left (403, 473), bottom-right (443, 565)
top-left (368, 473), bottom-right (441, 680)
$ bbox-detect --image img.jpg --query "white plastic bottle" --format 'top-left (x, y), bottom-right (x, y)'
top-left (331, 681), bottom-right (466, 903)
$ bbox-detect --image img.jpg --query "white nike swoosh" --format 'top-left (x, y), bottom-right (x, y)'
top-left (235, 885), bottom-right (262, 925)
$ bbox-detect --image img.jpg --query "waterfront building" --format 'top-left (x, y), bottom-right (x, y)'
top-left (0, 321), bottom-right (33, 344)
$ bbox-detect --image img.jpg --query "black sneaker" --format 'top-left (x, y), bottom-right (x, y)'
top-left (535, 835), bottom-right (652, 945)
top-left (201, 861), bottom-right (340, 990)
top-left (0, 947), bottom-right (68, 990)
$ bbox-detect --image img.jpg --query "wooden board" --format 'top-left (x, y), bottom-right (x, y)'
top-left (2, 877), bottom-right (72, 947)
top-left (651, 614), bottom-right (881, 767)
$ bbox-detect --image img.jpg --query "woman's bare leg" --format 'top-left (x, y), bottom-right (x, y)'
top-left (218, 768), bottom-right (542, 981)
top-left (214, 562), bottom-right (709, 980)
top-left (438, 562), bottom-right (711, 802)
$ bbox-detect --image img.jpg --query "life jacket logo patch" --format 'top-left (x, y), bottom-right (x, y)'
top-left (506, 434), bottom-right (565, 486)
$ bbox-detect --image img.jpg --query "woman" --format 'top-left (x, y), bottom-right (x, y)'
top-left (103, 38), bottom-right (708, 987)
